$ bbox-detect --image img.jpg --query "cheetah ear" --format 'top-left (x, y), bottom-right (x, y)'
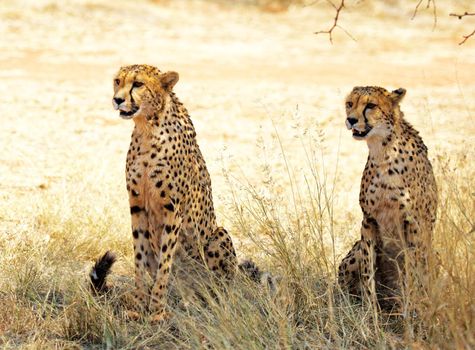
top-left (160, 71), bottom-right (179, 92)
top-left (389, 88), bottom-right (406, 105)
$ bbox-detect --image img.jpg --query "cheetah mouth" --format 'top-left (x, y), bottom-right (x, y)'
top-left (119, 108), bottom-right (139, 119)
top-left (352, 127), bottom-right (372, 139)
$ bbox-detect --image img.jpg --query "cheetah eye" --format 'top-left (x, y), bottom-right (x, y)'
top-left (114, 78), bottom-right (120, 85)
top-left (133, 81), bottom-right (144, 88)
top-left (366, 103), bottom-right (377, 109)
top-left (346, 101), bottom-right (353, 109)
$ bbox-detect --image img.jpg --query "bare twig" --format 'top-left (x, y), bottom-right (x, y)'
top-left (432, 0), bottom-right (437, 30)
top-left (458, 29), bottom-right (475, 45)
top-left (315, 0), bottom-right (353, 44)
top-left (449, 11), bottom-right (475, 20)
top-left (412, 0), bottom-right (437, 30)
top-left (411, 0), bottom-right (424, 19)
top-left (450, 11), bottom-right (475, 45)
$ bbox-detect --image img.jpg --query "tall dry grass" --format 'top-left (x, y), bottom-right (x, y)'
top-left (0, 121), bottom-right (473, 349)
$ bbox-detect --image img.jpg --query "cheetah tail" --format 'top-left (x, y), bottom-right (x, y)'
top-left (238, 259), bottom-right (278, 295)
top-left (90, 251), bottom-right (116, 293)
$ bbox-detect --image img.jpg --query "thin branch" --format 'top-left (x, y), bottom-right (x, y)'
top-left (338, 24), bottom-right (356, 42)
top-left (458, 29), bottom-right (475, 45)
top-left (449, 12), bottom-right (475, 20)
top-left (412, 0), bottom-right (437, 30)
top-left (432, 0), bottom-right (437, 30)
top-left (411, 0), bottom-right (424, 20)
top-left (315, 0), bottom-right (349, 44)
top-left (449, 11), bottom-right (475, 45)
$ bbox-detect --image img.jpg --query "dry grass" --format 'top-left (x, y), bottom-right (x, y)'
top-left (0, 130), bottom-right (473, 349)
top-left (0, 0), bottom-right (474, 348)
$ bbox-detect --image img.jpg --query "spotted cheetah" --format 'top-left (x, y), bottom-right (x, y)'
top-left (95, 64), bottom-right (241, 322)
top-left (338, 86), bottom-right (437, 312)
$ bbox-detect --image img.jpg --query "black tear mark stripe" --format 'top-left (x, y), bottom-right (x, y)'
top-left (362, 104), bottom-right (376, 124)
top-left (129, 84), bottom-right (135, 105)
top-left (130, 206), bottom-right (143, 214)
top-left (363, 105), bottom-right (369, 124)
top-left (363, 103), bottom-right (382, 126)
top-left (164, 203), bottom-right (174, 212)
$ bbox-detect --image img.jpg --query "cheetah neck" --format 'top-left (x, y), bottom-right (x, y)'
top-left (367, 139), bottom-right (391, 164)
top-left (367, 111), bottom-right (426, 165)
top-left (132, 115), bottom-right (153, 136)
top-left (132, 93), bottom-right (191, 136)
top-left (366, 109), bottom-right (406, 163)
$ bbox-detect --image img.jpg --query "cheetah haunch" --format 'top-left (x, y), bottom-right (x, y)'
top-left (92, 64), bottom-right (242, 321)
top-left (338, 86), bottom-right (437, 312)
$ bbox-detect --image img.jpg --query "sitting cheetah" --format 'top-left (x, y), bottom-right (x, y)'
top-left (95, 64), bottom-right (240, 322)
top-left (338, 86), bottom-right (437, 312)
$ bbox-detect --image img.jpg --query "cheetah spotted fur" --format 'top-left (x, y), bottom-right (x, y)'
top-left (338, 86), bottom-right (438, 312)
top-left (103, 64), bottom-right (237, 321)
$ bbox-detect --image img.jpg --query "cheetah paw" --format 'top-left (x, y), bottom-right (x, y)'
top-left (125, 310), bottom-right (141, 321)
top-left (149, 311), bottom-right (170, 324)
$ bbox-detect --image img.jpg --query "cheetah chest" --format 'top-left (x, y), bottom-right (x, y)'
top-left (361, 166), bottom-right (411, 248)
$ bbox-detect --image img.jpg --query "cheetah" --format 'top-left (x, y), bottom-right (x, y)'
top-left (94, 64), bottom-right (240, 322)
top-left (338, 86), bottom-right (437, 312)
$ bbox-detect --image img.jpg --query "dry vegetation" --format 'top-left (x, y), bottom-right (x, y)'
top-left (0, 0), bottom-right (474, 348)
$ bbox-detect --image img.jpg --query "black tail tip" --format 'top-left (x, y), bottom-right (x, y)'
top-left (90, 250), bottom-right (116, 293)
top-left (238, 259), bottom-right (262, 282)
top-left (238, 259), bottom-right (279, 295)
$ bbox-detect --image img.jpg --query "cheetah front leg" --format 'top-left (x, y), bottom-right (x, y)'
top-left (359, 217), bottom-right (379, 312)
top-left (129, 206), bottom-right (157, 317)
top-left (148, 199), bottom-right (183, 322)
top-left (338, 240), bottom-right (364, 296)
top-left (339, 217), bottom-right (378, 311)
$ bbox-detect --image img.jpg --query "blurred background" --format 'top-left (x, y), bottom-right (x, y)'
top-left (1, 0), bottom-right (474, 235)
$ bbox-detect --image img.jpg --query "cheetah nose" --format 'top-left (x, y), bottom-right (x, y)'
top-left (113, 97), bottom-right (125, 106)
top-left (346, 117), bottom-right (358, 127)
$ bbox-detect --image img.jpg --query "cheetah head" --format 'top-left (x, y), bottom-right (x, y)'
top-left (112, 64), bottom-right (179, 120)
top-left (344, 86), bottom-right (406, 141)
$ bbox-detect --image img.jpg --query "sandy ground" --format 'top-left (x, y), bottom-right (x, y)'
top-left (1, 0), bottom-right (474, 250)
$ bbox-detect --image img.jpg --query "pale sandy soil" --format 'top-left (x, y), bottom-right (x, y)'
top-left (1, 0), bottom-right (474, 253)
